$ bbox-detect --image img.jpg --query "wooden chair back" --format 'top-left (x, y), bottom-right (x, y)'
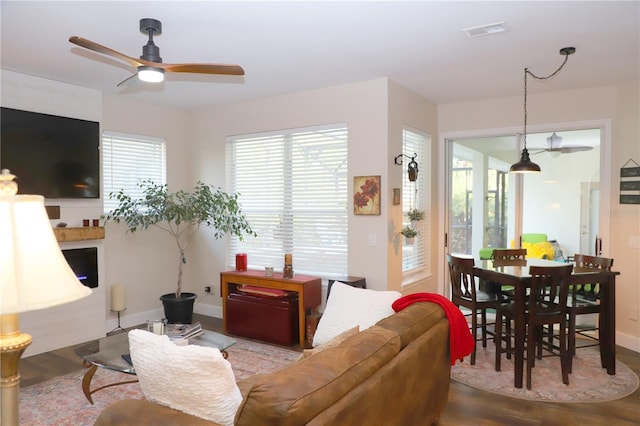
top-left (572, 254), bottom-right (613, 302)
top-left (447, 254), bottom-right (476, 302)
top-left (492, 248), bottom-right (527, 266)
top-left (528, 264), bottom-right (573, 319)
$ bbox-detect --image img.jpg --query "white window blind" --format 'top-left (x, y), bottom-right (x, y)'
top-left (402, 128), bottom-right (431, 272)
top-left (102, 131), bottom-right (166, 213)
top-left (226, 124), bottom-right (348, 277)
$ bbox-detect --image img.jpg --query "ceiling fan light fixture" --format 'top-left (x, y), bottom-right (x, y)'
top-left (546, 132), bottom-right (562, 148)
top-left (138, 66), bottom-right (164, 83)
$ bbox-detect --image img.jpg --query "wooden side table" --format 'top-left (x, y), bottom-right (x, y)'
top-left (220, 270), bottom-right (322, 348)
top-left (327, 276), bottom-right (366, 299)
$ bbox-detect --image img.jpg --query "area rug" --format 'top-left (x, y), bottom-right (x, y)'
top-left (19, 338), bottom-right (300, 426)
top-left (451, 346), bottom-right (638, 403)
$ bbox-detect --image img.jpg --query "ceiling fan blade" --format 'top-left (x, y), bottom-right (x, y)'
top-left (116, 73), bottom-right (140, 88)
top-left (69, 36), bottom-right (142, 68)
top-left (161, 63), bottom-right (245, 76)
top-left (557, 146), bottom-right (593, 153)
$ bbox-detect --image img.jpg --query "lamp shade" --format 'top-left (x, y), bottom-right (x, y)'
top-left (0, 194), bottom-right (91, 314)
top-left (509, 148), bottom-right (541, 173)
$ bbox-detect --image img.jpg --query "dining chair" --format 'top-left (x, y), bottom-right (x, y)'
top-left (485, 249), bottom-right (528, 300)
top-left (447, 254), bottom-right (505, 365)
top-left (492, 248), bottom-right (527, 266)
top-left (495, 264), bottom-right (573, 390)
top-left (567, 253), bottom-right (613, 371)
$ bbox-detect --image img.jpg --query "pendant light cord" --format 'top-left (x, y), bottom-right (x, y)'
top-left (523, 49), bottom-right (573, 150)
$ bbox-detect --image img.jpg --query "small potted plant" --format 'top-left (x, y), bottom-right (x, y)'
top-left (407, 208), bottom-right (425, 227)
top-left (400, 226), bottom-right (419, 244)
top-left (103, 180), bottom-right (256, 323)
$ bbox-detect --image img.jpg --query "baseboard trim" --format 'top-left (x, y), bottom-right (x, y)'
top-left (616, 331), bottom-right (640, 353)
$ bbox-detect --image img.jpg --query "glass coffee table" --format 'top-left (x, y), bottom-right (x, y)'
top-left (74, 329), bottom-right (236, 404)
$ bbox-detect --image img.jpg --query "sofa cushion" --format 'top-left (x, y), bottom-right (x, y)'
top-left (236, 326), bottom-right (400, 426)
top-left (312, 282), bottom-right (401, 347)
top-left (128, 329), bottom-right (242, 426)
top-left (375, 301), bottom-right (446, 349)
top-left (297, 325), bottom-right (359, 361)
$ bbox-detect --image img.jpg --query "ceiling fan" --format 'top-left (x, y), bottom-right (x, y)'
top-left (69, 18), bottom-right (244, 87)
top-left (530, 132), bottom-right (593, 155)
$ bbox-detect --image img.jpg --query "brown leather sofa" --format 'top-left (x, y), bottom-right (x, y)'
top-left (95, 301), bottom-right (451, 425)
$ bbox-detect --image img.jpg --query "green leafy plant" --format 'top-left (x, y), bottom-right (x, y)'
top-left (400, 226), bottom-right (419, 238)
top-left (407, 208), bottom-right (425, 221)
top-left (103, 180), bottom-right (256, 297)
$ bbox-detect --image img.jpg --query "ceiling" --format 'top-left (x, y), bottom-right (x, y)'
top-left (1, 1), bottom-right (638, 111)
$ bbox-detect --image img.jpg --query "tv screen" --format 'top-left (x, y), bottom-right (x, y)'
top-left (62, 247), bottom-right (98, 288)
top-left (0, 107), bottom-right (100, 198)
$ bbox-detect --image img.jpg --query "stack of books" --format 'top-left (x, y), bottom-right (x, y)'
top-left (165, 322), bottom-right (203, 340)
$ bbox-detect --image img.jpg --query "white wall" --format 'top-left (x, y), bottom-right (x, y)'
top-left (100, 95), bottom-right (193, 329)
top-left (438, 81), bottom-right (640, 351)
top-left (189, 78), bottom-right (438, 316)
top-left (1, 70), bottom-right (106, 356)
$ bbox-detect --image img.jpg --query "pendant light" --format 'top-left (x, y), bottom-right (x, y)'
top-left (510, 47), bottom-right (576, 173)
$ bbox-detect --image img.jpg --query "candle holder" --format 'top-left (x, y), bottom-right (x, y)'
top-left (283, 253), bottom-right (294, 279)
top-left (109, 308), bottom-right (126, 334)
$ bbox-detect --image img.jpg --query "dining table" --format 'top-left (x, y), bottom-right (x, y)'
top-left (472, 257), bottom-right (619, 389)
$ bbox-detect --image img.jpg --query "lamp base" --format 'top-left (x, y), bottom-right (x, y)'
top-left (1, 313), bottom-right (32, 426)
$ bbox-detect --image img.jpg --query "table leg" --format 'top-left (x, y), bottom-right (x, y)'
top-left (81, 362), bottom-right (98, 404)
top-left (513, 286), bottom-right (526, 389)
top-left (81, 360), bottom-right (139, 405)
top-left (298, 293), bottom-right (306, 348)
top-left (599, 274), bottom-right (616, 375)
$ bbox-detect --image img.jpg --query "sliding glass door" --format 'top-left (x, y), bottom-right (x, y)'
top-left (446, 128), bottom-right (602, 263)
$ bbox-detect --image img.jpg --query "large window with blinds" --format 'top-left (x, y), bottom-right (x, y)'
top-left (102, 131), bottom-right (166, 213)
top-left (402, 128), bottom-right (431, 273)
top-left (226, 124), bottom-right (348, 277)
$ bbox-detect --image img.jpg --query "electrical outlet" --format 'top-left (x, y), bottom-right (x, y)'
top-left (204, 286), bottom-right (211, 294)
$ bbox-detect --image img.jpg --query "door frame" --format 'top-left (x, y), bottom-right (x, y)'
top-left (437, 119), bottom-right (612, 295)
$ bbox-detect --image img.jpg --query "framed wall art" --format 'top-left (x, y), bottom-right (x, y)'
top-left (353, 175), bottom-right (381, 215)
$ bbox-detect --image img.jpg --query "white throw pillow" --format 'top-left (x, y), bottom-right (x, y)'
top-left (312, 282), bottom-right (401, 347)
top-left (128, 329), bottom-right (242, 426)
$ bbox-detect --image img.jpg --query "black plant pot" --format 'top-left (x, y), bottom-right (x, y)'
top-left (160, 292), bottom-right (197, 324)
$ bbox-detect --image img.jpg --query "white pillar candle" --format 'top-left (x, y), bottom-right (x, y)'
top-left (111, 284), bottom-right (126, 312)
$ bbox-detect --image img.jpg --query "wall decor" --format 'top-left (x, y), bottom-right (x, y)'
top-left (393, 188), bottom-right (401, 205)
top-left (353, 175), bottom-right (381, 215)
top-left (619, 159), bottom-right (640, 204)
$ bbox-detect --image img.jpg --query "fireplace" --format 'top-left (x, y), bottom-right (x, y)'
top-left (62, 247), bottom-right (98, 288)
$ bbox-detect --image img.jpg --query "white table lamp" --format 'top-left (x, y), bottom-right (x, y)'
top-left (0, 169), bottom-right (92, 425)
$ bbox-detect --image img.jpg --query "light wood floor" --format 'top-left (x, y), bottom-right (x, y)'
top-left (19, 314), bottom-right (640, 425)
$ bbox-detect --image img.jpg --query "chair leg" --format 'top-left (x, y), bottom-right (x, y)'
top-left (470, 310), bottom-right (478, 365)
top-left (560, 323), bottom-right (570, 385)
top-left (494, 310), bottom-right (502, 371)
top-left (481, 309), bottom-right (488, 347)
top-left (526, 325), bottom-right (535, 390)
top-left (505, 317), bottom-right (512, 360)
top-left (568, 312), bottom-right (576, 373)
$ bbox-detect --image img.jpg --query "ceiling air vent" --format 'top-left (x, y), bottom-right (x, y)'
top-left (462, 21), bottom-right (507, 38)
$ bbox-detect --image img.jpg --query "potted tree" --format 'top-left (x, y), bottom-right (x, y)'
top-left (103, 180), bottom-right (256, 323)
top-left (407, 208), bottom-right (425, 227)
top-left (400, 226), bottom-right (419, 245)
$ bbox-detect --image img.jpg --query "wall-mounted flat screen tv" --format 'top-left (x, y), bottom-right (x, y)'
top-left (0, 107), bottom-right (100, 198)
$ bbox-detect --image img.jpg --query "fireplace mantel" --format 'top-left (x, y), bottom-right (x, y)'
top-left (53, 227), bottom-right (105, 242)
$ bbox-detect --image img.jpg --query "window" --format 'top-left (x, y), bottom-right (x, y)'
top-left (402, 128), bottom-right (431, 273)
top-left (102, 131), bottom-right (166, 213)
top-left (226, 124), bottom-right (348, 277)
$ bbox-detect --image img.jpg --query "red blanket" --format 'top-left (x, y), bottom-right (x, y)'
top-left (392, 293), bottom-right (474, 365)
